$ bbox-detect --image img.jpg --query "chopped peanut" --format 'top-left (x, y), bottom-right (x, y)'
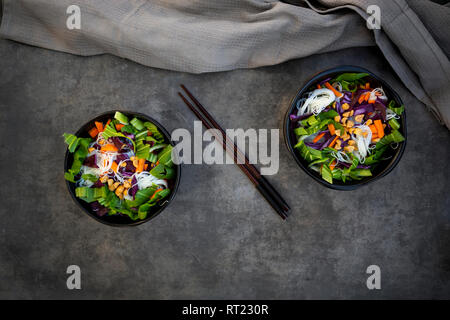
top-left (341, 117), bottom-right (348, 125)
top-left (109, 181), bottom-right (120, 192)
top-left (107, 179), bottom-right (114, 187)
top-left (350, 110), bottom-right (354, 116)
top-left (133, 159), bottom-right (139, 168)
top-left (123, 181), bottom-right (131, 189)
top-left (373, 138), bottom-right (380, 143)
top-left (335, 145), bottom-right (342, 150)
top-left (342, 103), bottom-right (350, 110)
top-left (346, 120), bottom-right (354, 128)
top-left (100, 175), bottom-right (109, 183)
top-left (348, 140), bottom-right (356, 146)
top-left (342, 133), bottom-right (350, 141)
top-left (121, 162), bottom-right (127, 167)
top-left (335, 129), bottom-right (341, 137)
top-left (342, 111), bottom-right (351, 118)
top-left (344, 146), bottom-right (355, 153)
top-left (354, 128), bottom-right (363, 136)
top-left (334, 115), bottom-right (341, 122)
top-left (354, 114), bottom-right (364, 123)
top-left (365, 119), bottom-right (373, 126)
top-left (115, 185), bottom-right (125, 197)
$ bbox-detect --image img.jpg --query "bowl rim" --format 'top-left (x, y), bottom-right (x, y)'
top-left (283, 65), bottom-right (407, 190)
top-left (64, 110), bottom-right (181, 226)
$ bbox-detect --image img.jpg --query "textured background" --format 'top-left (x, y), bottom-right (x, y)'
top-left (0, 38), bottom-right (449, 299)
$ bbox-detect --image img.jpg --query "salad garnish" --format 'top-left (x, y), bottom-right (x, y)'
top-left (64, 111), bottom-right (174, 220)
top-left (291, 73), bottom-right (405, 184)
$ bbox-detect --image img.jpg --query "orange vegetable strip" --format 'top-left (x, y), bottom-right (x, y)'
top-left (329, 160), bottom-right (337, 171)
top-left (374, 119), bottom-right (384, 139)
top-left (95, 121), bottom-right (104, 133)
top-left (365, 82), bottom-right (370, 89)
top-left (88, 127), bottom-right (99, 138)
top-left (329, 136), bottom-right (339, 148)
top-left (105, 119), bottom-right (111, 127)
top-left (317, 84), bottom-right (321, 89)
top-left (101, 145), bottom-right (118, 152)
top-left (144, 163), bottom-right (148, 170)
top-left (328, 123), bottom-right (336, 136)
top-left (369, 124), bottom-right (377, 135)
top-left (313, 132), bottom-right (326, 143)
top-left (111, 161), bottom-right (118, 173)
top-left (150, 188), bottom-right (164, 200)
top-left (115, 123), bottom-right (125, 131)
top-left (325, 82), bottom-right (343, 98)
top-left (136, 158), bottom-right (146, 173)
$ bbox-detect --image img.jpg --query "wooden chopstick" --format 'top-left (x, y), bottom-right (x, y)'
top-left (180, 85), bottom-right (290, 213)
top-left (177, 88), bottom-right (289, 220)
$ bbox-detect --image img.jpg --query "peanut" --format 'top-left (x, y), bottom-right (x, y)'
top-left (115, 185), bottom-right (124, 197)
top-left (346, 120), bottom-right (354, 128)
top-left (342, 111), bottom-right (351, 118)
top-left (334, 115), bottom-right (341, 122)
top-left (354, 114), bottom-right (364, 123)
top-left (348, 140), bottom-right (356, 146)
top-left (342, 103), bottom-right (350, 110)
top-left (365, 119), bottom-right (373, 126)
top-left (100, 175), bottom-right (109, 183)
top-left (123, 181), bottom-right (131, 189)
top-left (344, 146), bottom-right (355, 153)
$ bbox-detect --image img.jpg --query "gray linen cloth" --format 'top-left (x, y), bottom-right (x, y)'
top-left (1, 0), bottom-right (449, 129)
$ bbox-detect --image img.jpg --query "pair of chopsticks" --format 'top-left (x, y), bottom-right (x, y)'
top-left (178, 85), bottom-right (290, 220)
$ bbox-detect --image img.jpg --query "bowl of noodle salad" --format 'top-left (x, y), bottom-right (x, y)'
top-left (284, 66), bottom-right (407, 190)
top-left (64, 111), bottom-right (180, 226)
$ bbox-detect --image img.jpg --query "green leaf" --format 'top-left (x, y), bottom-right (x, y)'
top-left (294, 140), bottom-right (324, 162)
top-left (130, 117), bottom-right (145, 131)
top-left (144, 122), bottom-right (164, 142)
top-left (63, 133), bottom-right (80, 153)
top-left (81, 174), bottom-right (98, 182)
top-left (75, 186), bottom-right (108, 203)
top-left (318, 110), bottom-right (339, 121)
top-left (334, 73), bottom-right (369, 83)
top-left (294, 127), bottom-right (308, 136)
top-left (388, 100), bottom-right (405, 115)
top-left (114, 111), bottom-right (129, 124)
top-left (321, 164), bottom-right (333, 184)
top-left (150, 163), bottom-right (175, 179)
top-left (364, 145), bottom-right (388, 165)
top-left (376, 130), bottom-right (405, 148)
top-left (157, 145), bottom-right (173, 167)
top-left (389, 118), bottom-right (401, 130)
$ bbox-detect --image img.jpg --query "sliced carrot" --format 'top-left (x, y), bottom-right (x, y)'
top-left (317, 84), bottom-right (321, 89)
top-left (144, 163), bottom-right (148, 170)
top-left (325, 82), bottom-right (343, 98)
top-left (101, 144), bottom-right (118, 152)
top-left (150, 188), bottom-right (164, 200)
top-left (155, 160), bottom-right (160, 166)
top-left (136, 158), bottom-right (146, 173)
top-left (313, 132), bottom-right (326, 143)
top-left (329, 160), bottom-right (337, 171)
top-left (365, 82), bottom-right (370, 89)
top-left (105, 119), bottom-right (111, 127)
top-left (369, 124), bottom-right (377, 135)
top-left (111, 161), bottom-right (118, 173)
top-left (88, 127), bottom-right (99, 138)
top-left (95, 121), bottom-right (104, 133)
top-left (374, 119), bottom-right (385, 139)
top-left (358, 92), bottom-right (367, 104)
top-left (329, 136), bottom-right (339, 148)
top-left (328, 123), bottom-right (336, 136)
top-left (88, 147), bottom-right (95, 153)
top-left (368, 99), bottom-right (376, 104)
top-left (115, 123), bottom-right (125, 131)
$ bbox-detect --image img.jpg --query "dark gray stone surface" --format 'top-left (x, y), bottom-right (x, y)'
top-left (0, 39), bottom-right (449, 299)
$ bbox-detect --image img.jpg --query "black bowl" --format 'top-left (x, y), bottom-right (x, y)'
top-left (64, 110), bottom-right (181, 226)
top-left (284, 66), bottom-right (407, 190)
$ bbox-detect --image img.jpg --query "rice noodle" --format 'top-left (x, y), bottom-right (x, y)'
top-left (297, 88), bottom-right (336, 116)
